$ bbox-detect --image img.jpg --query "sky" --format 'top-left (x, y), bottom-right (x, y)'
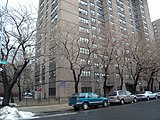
top-left (2, 0), bottom-right (160, 22)
top-left (147, 0), bottom-right (160, 21)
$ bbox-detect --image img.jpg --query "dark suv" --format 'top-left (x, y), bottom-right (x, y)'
top-left (68, 92), bottom-right (108, 110)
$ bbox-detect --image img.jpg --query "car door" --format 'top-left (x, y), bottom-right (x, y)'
top-left (126, 91), bottom-right (133, 102)
top-left (148, 91), bottom-right (154, 98)
top-left (87, 93), bottom-right (94, 105)
top-left (93, 93), bottom-right (102, 104)
top-left (118, 91), bottom-right (128, 102)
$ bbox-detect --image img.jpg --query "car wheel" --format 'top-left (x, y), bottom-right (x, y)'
top-left (146, 96), bottom-right (150, 101)
top-left (120, 99), bottom-right (125, 105)
top-left (155, 96), bottom-right (158, 100)
top-left (82, 102), bottom-right (89, 110)
top-left (102, 101), bottom-right (108, 107)
top-left (133, 98), bottom-right (137, 103)
top-left (73, 106), bottom-right (80, 111)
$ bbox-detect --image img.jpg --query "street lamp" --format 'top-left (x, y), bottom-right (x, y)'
top-left (37, 80), bottom-right (42, 101)
top-left (96, 79), bottom-right (100, 95)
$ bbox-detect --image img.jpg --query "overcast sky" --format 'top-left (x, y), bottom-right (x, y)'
top-left (4, 0), bottom-right (160, 22)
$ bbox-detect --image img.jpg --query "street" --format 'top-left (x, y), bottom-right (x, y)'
top-left (33, 99), bottom-right (160, 120)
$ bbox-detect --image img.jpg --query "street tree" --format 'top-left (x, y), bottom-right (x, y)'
top-left (128, 36), bottom-right (152, 93)
top-left (0, 5), bottom-right (36, 106)
top-left (53, 21), bottom-right (96, 93)
top-left (142, 45), bottom-right (160, 91)
top-left (98, 31), bottom-right (118, 97)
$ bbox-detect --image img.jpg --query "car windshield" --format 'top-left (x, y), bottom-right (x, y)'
top-left (138, 91), bottom-right (146, 94)
top-left (71, 93), bottom-right (79, 98)
top-left (108, 91), bottom-right (117, 96)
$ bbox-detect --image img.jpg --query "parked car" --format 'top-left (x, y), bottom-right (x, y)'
top-left (68, 92), bottom-right (108, 110)
top-left (22, 92), bottom-right (34, 98)
top-left (0, 96), bottom-right (3, 101)
top-left (154, 91), bottom-right (160, 99)
top-left (108, 90), bottom-right (137, 105)
top-left (136, 91), bottom-right (158, 101)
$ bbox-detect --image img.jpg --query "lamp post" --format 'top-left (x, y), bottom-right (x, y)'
top-left (37, 80), bottom-right (42, 102)
top-left (96, 79), bottom-right (100, 95)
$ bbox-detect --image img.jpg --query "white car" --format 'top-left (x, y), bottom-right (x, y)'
top-left (136, 91), bottom-right (158, 101)
top-left (154, 91), bottom-right (160, 99)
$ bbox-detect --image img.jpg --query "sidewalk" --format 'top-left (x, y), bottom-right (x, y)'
top-left (17, 103), bottom-right (73, 113)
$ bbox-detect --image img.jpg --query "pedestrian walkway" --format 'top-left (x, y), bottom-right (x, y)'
top-left (17, 103), bottom-right (72, 113)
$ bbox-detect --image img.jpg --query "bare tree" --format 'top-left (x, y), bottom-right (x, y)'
top-left (128, 36), bottom-right (153, 93)
top-left (114, 50), bottom-right (126, 90)
top-left (98, 32), bottom-right (118, 96)
top-left (52, 21), bottom-right (96, 93)
top-left (142, 46), bottom-right (160, 91)
top-left (0, 5), bottom-right (36, 106)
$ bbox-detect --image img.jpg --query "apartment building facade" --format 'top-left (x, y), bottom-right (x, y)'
top-left (36, 0), bottom-right (155, 100)
top-left (152, 19), bottom-right (160, 47)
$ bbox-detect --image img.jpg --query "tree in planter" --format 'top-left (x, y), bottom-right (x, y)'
top-left (0, 6), bottom-right (36, 106)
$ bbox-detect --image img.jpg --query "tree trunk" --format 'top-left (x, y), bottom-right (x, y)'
top-left (2, 73), bottom-right (11, 106)
top-left (72, 69), bottom-right (79, 93)
top-left (75, 82), bottom-right (79, 93)
top-left (150, 78), bottom-right (154, 92)
top-left (10, 92), bottom-right (14, 103)
top-left (103, 68), bottom-right (108, 97)
top-left (2, 86), bottom-right (11, 106)
top-left (103, 79), bottom-right (107, 97)
top-left (119, 79), bottom-right (123, 90)
top-left (147, 79), bottom-right (151, 91)
top-left (119, 73), bottom-right (124, 90)
top-left (17, 79), bottom-right (22, 101)
top-left (132, 80), bottom-right (138, 93)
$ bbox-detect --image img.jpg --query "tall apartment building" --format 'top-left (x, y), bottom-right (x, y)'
top-left (152, 19), bottom-right (160, 47)
top-left (36, 0), bottom-right (155, 99)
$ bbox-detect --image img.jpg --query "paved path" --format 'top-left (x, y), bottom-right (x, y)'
top-left (17, 103), bottom-right (72, 113)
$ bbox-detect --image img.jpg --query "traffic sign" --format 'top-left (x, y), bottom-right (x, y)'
top-left (0, 61), bottom-right (8, 64)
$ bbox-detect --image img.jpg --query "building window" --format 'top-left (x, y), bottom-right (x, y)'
top-left (80, 48), bottom-right (89, 54)
top-left (81, 87), bottom-right (92, 92)
top-left (94, 72), bottom-right (100, 78)
top-left (91, 18), bottom-right (96, 23)
top-left (80, 59), bottom-right (86, 64)
top-left (79, 37), bottom-right (89, 43)
top-left (49, 88), bottom-right (56, 96)
top-left (91, 26), bottom-right (96, 31)
top-left (49, 70), bottom-right (56, 78)
top-left (79, 0), bottom-right (87, 6)
top-left (94, 63), bottom-right (99, 67)
top-left (90, 10), bottom-right (95, 16)
top-left (94, 53), bottom-right (98, 58)
top-left (79, 8), bottom-right (88, 15)
top-left (81, 70), bottom-right (91, 77)
top-left (96, 0), bottom-right (102, 5)
top-left (90, 2), bottom-right (95, 7)
top-left (79, 17), bottom-right (89, 24)
top-left (79, 26), bottom-right (89, 33)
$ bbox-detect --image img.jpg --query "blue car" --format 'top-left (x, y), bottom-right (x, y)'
top-left (68, 92), bottom-right (108, 110)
